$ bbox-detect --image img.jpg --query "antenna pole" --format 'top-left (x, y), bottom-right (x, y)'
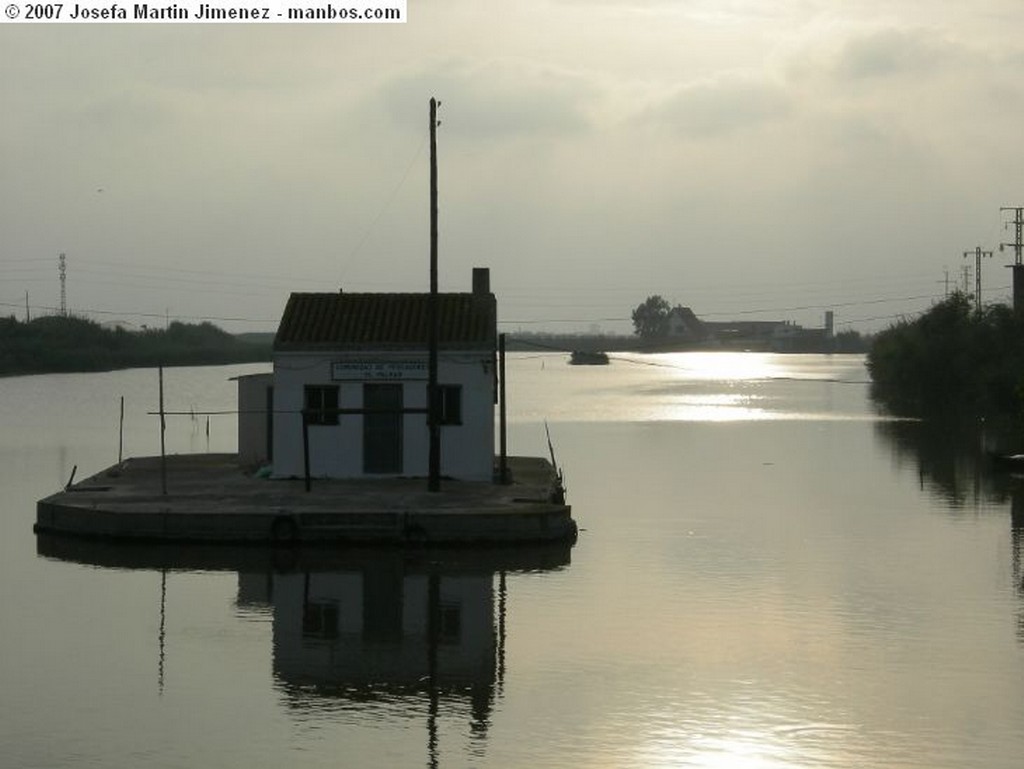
top-left (963, 246), bottom-right (993, 313)
top-left (428, 97), bottom-right (441, 492)
top-left (58, 252), bottom-right (67, 316)
top-left (1001, 206), bottom-right (1024, 313)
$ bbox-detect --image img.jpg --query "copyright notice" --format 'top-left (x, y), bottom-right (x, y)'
top-left (3, 0), bottom-right (406, 21)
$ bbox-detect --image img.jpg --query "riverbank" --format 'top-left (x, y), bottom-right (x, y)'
top-left (0, 315), bottom-right (269, 377)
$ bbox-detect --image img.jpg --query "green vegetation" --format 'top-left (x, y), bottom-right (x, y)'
top-left (867, 293), bottom-right (1024, 416)
top-left (631, 295), bottom-right (673, 339)
top-left (0, 315), bottom-right (271, 376)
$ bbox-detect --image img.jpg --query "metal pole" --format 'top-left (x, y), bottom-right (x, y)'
top-left (302, 411), bottom-right (311, 493)
top-left (58, 252), bottom-right (67, 317)
top-left (159, 366), bottom-right (167, 496)
top-left (118, 395), bottom-right (124, 465)
top-left (1001, 206), bottom-right (1024, 265)
top-left (499, 333), bottom-right (508, 484)
top-left (1001, 207), bottom-right (1024, 313)
top-left (963, 246), bottom-right (993, 313)
top-left (428, 96), bottom-right (441, 492)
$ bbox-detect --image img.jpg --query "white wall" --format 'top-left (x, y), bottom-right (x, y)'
top-left (272, 350), bottom-right (495, 481)
top-left (236, 372), bottom-right (273, 466)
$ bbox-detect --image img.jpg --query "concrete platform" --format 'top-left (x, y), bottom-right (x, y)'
top-left (36, 533), bottom-right (574, 574)
top-left (35, 454), bottom-right (577, 545)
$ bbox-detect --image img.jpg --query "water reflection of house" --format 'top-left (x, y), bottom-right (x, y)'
top-left (272, 562), bottom-right (497, 733)
top-left (254, 546), bottom-right (572, 762)
top-left (34, 534), bottom-right (572, 763)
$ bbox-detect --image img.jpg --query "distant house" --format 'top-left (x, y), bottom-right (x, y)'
top-left (701, 313), bottom-right (836, 352)
top-left (666, 306), bottom-right (707, 342)
top-left (238, 268), bottom-right (497, 481)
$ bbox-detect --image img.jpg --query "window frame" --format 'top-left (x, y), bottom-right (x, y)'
top-left (304, 384), bottom-right (340, 426)
top-left (437, 384), bottom-right (463, 426)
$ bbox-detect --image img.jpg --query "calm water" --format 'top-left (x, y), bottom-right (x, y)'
top-left (3, 353), bottom-right (1024, 768)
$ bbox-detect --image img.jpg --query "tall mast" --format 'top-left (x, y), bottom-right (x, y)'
top-left (428, 97), bottom-right (441, 492)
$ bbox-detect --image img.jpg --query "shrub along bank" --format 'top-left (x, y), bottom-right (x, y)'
top-left (0, 315), bottom-right (270, 376)
top-left (867, 293), bottom-right (1024, 417)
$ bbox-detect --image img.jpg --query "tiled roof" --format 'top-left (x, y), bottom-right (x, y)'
top-left (273, 292), bottom-right (497, 351)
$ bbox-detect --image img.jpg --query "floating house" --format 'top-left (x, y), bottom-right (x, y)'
top-left (239, 267), bottom-right (497, 482)
top-left (36, 102), bottom-right (577, 545)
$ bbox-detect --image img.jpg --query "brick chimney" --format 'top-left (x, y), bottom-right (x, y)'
top-left (472, 267), bottom-right (490, 295)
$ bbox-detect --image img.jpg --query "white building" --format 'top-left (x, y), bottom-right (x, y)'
top-left (239, 268), bottom-right (497, 481)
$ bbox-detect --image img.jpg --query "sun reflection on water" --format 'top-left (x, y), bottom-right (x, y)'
top-left (639, 727), bottom-right (794, 769)
top-left (636, 718), bottom-right (862, 769)
top-left (647, 352), bottom-right (787, 382)
top-left (516, 351), bottom-right (876, 423)
top-left (644, 391), bottom-right (774, 423)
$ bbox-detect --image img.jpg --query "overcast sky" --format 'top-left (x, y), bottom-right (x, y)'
top-left (3, 1), bottom-right (1024, 335)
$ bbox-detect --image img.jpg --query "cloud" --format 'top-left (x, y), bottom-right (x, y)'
top-left (832, 28), bottom-right (968, 81)
top-left (641, 77), bottom-right (792, 138)
top-left (379, 60), bottom-right (598, 141)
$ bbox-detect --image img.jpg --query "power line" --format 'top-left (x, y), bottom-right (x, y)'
top-left (497, 291), bottom-right (952, 326)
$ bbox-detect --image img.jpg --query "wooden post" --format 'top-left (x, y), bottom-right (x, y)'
top-left (428, 96), bottom-right (441, 492)
top-left (118, 396), bottom-right (124, 465)
top-left (159, 366), bottom-right (167, 496)
top-left (499, 333), bottom-right (508, 484)
top-left (302, 410), bottom-right (311, 493)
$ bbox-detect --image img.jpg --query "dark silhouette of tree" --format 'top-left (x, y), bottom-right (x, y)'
top-left (867, 292), bottom-right (1024, 416)
top-left (631, 295), bottom-right (671, 339)
top-left (0, 315), bottom-right (270, 376)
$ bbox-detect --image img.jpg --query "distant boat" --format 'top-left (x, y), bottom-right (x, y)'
top-left (569, 350), bottom-right (609, 366)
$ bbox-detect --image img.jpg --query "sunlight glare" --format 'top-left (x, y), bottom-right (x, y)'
top-left (660, 352), bottom-right (783, 382)
top-left (640, 728), bottom-right (797, 769)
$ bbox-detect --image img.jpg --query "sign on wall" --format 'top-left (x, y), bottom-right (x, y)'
top-left (331, 361), bottom-right (427, 381)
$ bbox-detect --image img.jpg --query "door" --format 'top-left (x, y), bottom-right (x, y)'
top-left (363, 383), bottom-right (403, 474)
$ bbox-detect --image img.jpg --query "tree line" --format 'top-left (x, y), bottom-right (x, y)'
top-left (0, 315), bottom-right (271, 376)
top-left (867, 292), bottom-right (1024, 416)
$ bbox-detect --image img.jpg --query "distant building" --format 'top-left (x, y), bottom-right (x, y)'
top-left (666, 306), bottom-right (707, 342)
top-left (238, 268), bottom-right (497, 481)
top-left (703, 320), bottom-right (788, 347)
top-left (700, 313), bottom-right (836, 351)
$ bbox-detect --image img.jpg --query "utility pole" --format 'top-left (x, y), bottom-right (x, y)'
top-left (25, 291), bottom-right (30, 322)
top-left (963, 246), bottom-right (993, 313)
top-left (427, 97), bottom-right (441, 492)
top-left (58, 252), bottom-right (67, 316)
top-left (1001, 206), bottom-right (1024, 313)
